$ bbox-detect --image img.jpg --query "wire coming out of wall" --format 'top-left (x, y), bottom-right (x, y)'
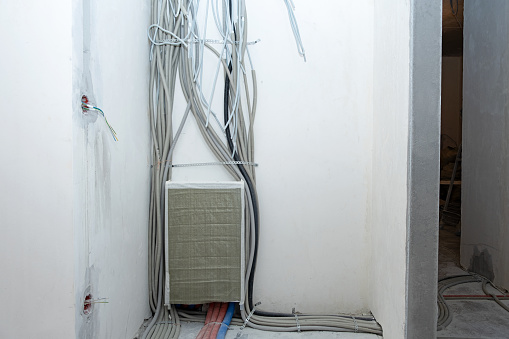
top-left (81, 96), bottom-right (118, 141)
top-left (143, 1), bottom-right (382, 338)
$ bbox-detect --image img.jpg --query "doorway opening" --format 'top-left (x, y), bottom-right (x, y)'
top-left (437, 1), bottom-right (509, 337)
top-left (438, 0), bottom-right (463, 281)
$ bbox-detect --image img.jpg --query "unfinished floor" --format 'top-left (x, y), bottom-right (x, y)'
top-left (437, 226), bottom-right (509, 338)
top-left (175, 322), bottom-right (381, 339)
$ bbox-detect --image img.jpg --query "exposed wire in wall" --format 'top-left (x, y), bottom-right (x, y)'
top-left (84, 297), bottom-right (109, 305)
top-left (283, 0), bottom-right (306, 61)
top-left (82, 294), bottom-right (109, 316)
top-left (81, 97), bottom-right (118, 141)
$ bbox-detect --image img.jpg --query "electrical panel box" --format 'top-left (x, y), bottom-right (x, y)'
top-left (165, 181), bottom-right (245, 306)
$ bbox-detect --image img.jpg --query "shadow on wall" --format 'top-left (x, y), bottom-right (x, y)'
top-left (469, 246), bottom-right (495, 282)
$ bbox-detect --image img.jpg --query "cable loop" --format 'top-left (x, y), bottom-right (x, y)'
top-left (236, 302), bottom-right (260, 338)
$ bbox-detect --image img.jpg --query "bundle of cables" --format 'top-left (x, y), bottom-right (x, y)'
top-left (143, 1), bottom-right (382, 338)
top-left (437, 273), bottom-right (509, 331)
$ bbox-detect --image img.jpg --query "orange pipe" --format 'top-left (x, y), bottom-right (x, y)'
top-left (203, 303), bottom-right (220, 339)
top-left (196, 303), bottom-right (216, 339)
top-left (210, 303), bottom-right (229, 339)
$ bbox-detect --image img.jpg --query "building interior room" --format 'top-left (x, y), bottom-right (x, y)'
top-left (437, 0), bottom-right (509, 338)
top-left (1, 1), bottom-right (508, 339)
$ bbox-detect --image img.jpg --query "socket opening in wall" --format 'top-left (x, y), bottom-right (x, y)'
top-left (83, 293), bottom-right (93, 316)
top-left (81, 285), bottom-right (93, 317)
top-left (81, 95), bottom-right (89, 114)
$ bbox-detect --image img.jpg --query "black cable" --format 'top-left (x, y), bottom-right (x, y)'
top-left (223, 0), bottom-right (261, 314)
top-left (223, 1), bottom-right (292, 318)
top-left (224, 45), bottom-right (259, 313)
top-left (438, 274), bottom-right (472, 283)
top-left (449, 0), bottom-right (458, 15)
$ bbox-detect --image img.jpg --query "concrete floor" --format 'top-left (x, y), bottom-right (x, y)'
top-left (437, 226), bottom-right (509, 338)
top-left (177, 321), bottom-right (381, 339)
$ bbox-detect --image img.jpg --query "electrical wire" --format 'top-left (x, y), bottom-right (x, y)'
top-left (437, 272), bottom-right (509, 331)
top-left (283, 0), bottom-right (306, 61)
top-left (81, 103), bottom-right (118, 141)
top-left (444, 295), bottom-right (509, 300)
top-left (449, 0), bottom-right (462, 29)
top-left (481, 278), bottom-right (509, 313)
top-left (437, 275), bottom-right (481, 331)
top-left (145, 1), bottom-right (382, 337)
top-left (449, 0), bottom-right (458, 15)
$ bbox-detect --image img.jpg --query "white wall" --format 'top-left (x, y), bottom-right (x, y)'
top-left (72, 0), bottom-right (152, 338)
top-left (1, 1), bottom-right (152, 338)
top-left (462, 0), bottom-right (509, 290)
top-left (371, 1), bottom-right (410, 338)
top-left (441, 57), bottom-right (463, 145)
top-left (0, 2), bottom-right (76, 338)
top-left (171, 0), bottom-right (374, 314)
top-left (0, 0), bottom-right (431, 337)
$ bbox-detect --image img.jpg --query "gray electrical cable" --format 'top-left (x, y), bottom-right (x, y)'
top-left (437, 273), bottom-right (509, 331)
top-left (481, 278), bottom-right (509, 313)
top-left (437, 275), bottom-right (480, 331)
top-left (444, 296), bottom-right (509, 300)
top-left (145, 0), bottom-right (382, 337)
top-left (283, 0), bottom-right (306, 61)
top-left (144, 1), bottom-right (184, 337)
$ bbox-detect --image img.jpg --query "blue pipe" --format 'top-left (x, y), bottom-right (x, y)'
top-left (216, 302), bottom-right (235, 339)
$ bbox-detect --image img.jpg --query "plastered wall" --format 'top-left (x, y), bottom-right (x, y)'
top-left (0, 0), bottom-right (442, 337)
top-left (370, 1), bottom-right (410, 338)
top-left (72, 0), bottom-right (152, 338)
top-left (462, 0), bottom-right (509, 290)
top-left (0, 2), bottom-right (76, 338)
top-left (171, 0), bottom-right (374, 314)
